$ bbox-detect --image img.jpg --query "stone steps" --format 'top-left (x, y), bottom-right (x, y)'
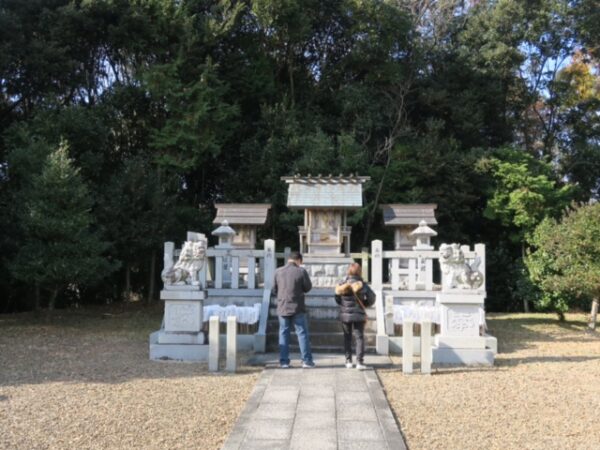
top-left (266, 293), bottom-right (379, 353)
top-left (267, 318), bottom-right (378, 334)
top-left (267, 331), bottom-right (376, 346)
top-left (266, 343), bottom-right (378, 354)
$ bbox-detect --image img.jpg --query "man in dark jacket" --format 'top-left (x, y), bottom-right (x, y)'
top-left (271, 251), bottom-right (315, 368)
top-left (335, 263), bottom-right (376, 370)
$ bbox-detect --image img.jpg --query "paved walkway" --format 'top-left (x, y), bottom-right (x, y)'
top-left (222, 354), bottom-right (407, 450)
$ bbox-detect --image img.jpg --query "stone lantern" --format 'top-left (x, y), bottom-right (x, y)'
top-left (212, 220), bottom-right (236, 286)
top-left (212, 220), bottom-right (236, 248)
top-left (410, 220), bottom-right (437, 250)
top-left (409, 220), bottom-right (437, 290)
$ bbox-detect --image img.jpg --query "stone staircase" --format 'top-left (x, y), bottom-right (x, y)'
top-left (266, 289), bottom-right (377, 353)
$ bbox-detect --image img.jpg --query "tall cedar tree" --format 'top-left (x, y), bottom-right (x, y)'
top-left (10, 141), bottom-right (115, 309)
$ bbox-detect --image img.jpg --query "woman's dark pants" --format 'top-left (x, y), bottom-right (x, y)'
top-left (342, 321), bottom-right (365, 363)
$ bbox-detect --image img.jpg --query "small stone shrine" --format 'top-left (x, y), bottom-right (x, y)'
top-left (281, 174), bottom-right (370, 286)
top-left (382, 203), bottom-right (437, 249)
top-left (213, 203), bottom-right (271, 249)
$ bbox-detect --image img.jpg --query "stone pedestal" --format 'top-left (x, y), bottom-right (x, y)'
top-left (149, 287), bottom-right (209, 361)
top-left (301, 255), bottom-right (354, 288)
top-left (432, 291), bottom-right (496, 365)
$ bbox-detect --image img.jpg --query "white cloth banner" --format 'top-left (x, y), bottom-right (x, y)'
top-left (392, 304), bottom-right (486, 326)
top-left (203, 303), bottom-right (262, 324)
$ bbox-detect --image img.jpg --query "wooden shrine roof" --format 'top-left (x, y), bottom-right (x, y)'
top-left (382, 203), bottom-right (438, 226)
top-left (213, 203), bottom-right (271, 225)
top-left (281, 174), bottom-right (370, 209)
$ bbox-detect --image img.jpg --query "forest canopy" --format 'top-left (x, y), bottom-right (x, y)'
top-left (0, 0), bottom-right (598, 313)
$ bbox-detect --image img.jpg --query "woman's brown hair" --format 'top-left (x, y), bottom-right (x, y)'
top-left (347, 262), bottom-right (362, 278)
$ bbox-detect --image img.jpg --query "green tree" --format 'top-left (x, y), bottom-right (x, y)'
top-left (480, 147), bottom-right (576, 311)
top-left (554, 52), bottom-right (600, 200)
top-left (10, 141), bottom-right (116, 310)
top-left (481, 148), bottom-right (576, 242)
top-left (526, 203), bottom-right (600, 328)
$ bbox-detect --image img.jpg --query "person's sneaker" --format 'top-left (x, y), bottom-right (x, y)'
top-left (302, 361), bottom-right (316, 368)
top-left (356, 362), bottom-right (367, 370)
top-left (280, 363), bottom-right (290, 369)
top-left (345, 361), bottom-right (353, 369)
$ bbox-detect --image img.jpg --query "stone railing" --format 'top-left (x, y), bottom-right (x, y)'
top-left (369, 242), bottom-right (486, 293)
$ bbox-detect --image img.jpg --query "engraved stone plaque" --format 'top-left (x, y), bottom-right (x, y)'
top-left (446, 305), bottom-right (479, 336)
top-left (164, 301), bottom-right (202, 333)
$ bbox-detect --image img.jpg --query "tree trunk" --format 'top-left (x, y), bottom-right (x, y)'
top-left (148, 250), bottom-right (156, 304)
top-left (124, 263), bottom-right (131, 301)
top-left (589, 297), bottom-right (599, 331)
top-left (34, 284), bottom-right (40, 310)
top-left (361, 152), bottom-right (391, 248)
top-left (522, 242), bottom-right (530, 313)
top-left (48, 288), bottom-right (58, 311)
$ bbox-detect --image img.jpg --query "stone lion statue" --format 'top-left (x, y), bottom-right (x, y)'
top-left (162, 240), bottom-right (206, 286)
top-left (439, 243), bottom-right (484, 290)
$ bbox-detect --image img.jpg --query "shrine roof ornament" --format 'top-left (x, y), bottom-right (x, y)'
top-left (213, 203), bottom-right (271, 225)
top-left (281, 174), bottom-right (370, 209)
top-left (382, 203), bottom-right (438, 226)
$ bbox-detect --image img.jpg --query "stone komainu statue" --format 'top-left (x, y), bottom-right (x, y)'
top-left (161, 240), bottom-right (207, 286)
top-left (439, 243), bottom-right (484, 290)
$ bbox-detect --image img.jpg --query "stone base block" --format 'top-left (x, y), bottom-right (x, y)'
top-left (302, 255), bottom-right (354, 288)
top-left (149, 331), bottom-right (209, 361)
top-left (485, 334), bottom-right (498, 354)
top-left (389, 336), bottom-right (434, 356)
top-left (157, 331), bottom-right (205, 344)
top-left (254, 333), bottom-right (266, 353)
top-left (376, 334), bottom-right (389, 355)
top-left (435, 335), bottom-right (487, 349)
top-left (164, 284), bottom-right (204, 291)
top-left (218, 334), bottom-right (255, 351)
top-left (160, 290), bottom-right (206, 300)
top-left (432, 347), bottom-right (494, 366)
top-left (164, 299), bottom-right (203, 333)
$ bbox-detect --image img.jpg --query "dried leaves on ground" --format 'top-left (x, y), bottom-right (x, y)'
top-left (0, 304), bottom-right (260, 450)
top-left (378, 313), bottom-right (600, 450)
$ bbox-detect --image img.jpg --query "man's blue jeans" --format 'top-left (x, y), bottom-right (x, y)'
top-left (278, 313), bottom-right (313, 365)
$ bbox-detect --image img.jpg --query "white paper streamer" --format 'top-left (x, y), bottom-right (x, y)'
top-left (203, 303), bottom-right (262, 324)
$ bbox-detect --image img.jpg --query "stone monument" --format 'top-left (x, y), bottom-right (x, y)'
top-left (149, 231), bottom-right (209, 361)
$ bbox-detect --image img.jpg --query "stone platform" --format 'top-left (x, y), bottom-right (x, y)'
top-left (222, 354), bottom-right (406, 450)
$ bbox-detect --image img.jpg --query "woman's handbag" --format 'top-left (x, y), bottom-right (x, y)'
top-left (351, 284), bottom-right (369, 324)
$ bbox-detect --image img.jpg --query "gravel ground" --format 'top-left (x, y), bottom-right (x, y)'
top-left (378, 313), bottom-right (600, 450)
top-left (0, 304), bottom-right (260, 450)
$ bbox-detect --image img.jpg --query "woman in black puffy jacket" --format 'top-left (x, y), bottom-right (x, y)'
top-left (334, 263), bottom-right (376, 370)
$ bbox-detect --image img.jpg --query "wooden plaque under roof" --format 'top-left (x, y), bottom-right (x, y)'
top-left (281, 175), bottom-right (370, 209)
top-left (382, 204), bottom-right (438, 226)
top-left (213, 203), bottom-right (271, 225)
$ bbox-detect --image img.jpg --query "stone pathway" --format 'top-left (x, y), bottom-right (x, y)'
top-left (222, 354), bottom-right (407, 450)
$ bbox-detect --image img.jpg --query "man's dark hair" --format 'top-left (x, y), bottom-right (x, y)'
top-left (289, 251), bottom-right (303, 262)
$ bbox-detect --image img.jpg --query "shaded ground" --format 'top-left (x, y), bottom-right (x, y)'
top-left (0, 303), bottom-right (260, 450)
top-left (378, 313), bottom-right (600, 450)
